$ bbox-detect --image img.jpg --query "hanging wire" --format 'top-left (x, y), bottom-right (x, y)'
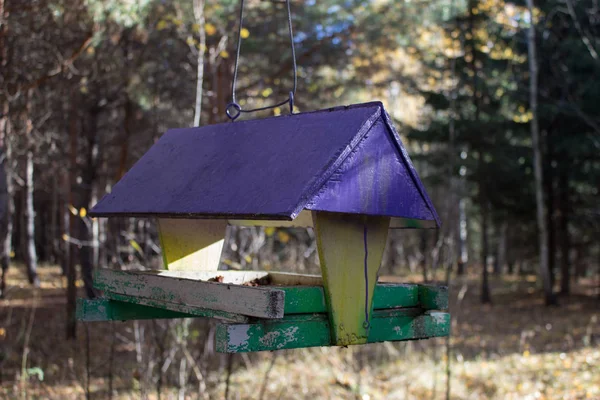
top-left (226, 0), bottom-right (297, 121)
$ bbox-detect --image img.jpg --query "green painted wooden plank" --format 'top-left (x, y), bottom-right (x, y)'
top-left (280, 283), bottom-right (419, 314)
top-left (104, 292), bottom-right (249, 322)
top-left (215, 309), bottom-right (450, 353)
top-left (76, 298), bottom-right (194, 321)
top-left (418, 284), bottom-right (449, 310)
top-left (93, 268), bottom-right (285, 319)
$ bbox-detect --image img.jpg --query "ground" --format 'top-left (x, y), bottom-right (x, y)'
top-left (0, 265), bottom-right (598, 399)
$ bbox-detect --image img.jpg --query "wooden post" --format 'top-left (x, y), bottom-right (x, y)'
top-left (157, 219), bottom-right (227, 271)
top-left (313, 211), bottom-right (390, 346)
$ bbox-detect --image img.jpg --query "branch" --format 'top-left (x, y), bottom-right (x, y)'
top-left (20, 31), bottom-right (94, 93)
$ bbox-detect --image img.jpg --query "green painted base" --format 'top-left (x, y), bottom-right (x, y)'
top-left (215, 308), bottom-right (450, 353)
top-left (77, 281), bottom-right (447, 323)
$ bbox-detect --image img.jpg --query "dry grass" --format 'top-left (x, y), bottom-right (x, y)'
top-left (0, 265), bottom-right (598, 399)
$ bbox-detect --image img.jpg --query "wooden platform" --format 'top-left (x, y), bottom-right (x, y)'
top-left (77, 269), bottom-right (450, 352)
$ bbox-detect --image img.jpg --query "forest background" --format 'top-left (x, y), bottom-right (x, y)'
top-left (0, 0), bottom-right (598, 398)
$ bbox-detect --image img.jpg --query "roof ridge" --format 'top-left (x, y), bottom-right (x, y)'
top-left (288, 104), bottom-right (384, 218)
top-left (167, 101), bottom-right (385, 134)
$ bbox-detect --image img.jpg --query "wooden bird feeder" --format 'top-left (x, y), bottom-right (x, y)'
top-left (77, 101), bottom-right (450, 352)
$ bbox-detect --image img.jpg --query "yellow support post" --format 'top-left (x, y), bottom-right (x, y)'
top-left (313, 211), bottom-right (390, 345)
top-left (157, 219), bottom-right (227, 271)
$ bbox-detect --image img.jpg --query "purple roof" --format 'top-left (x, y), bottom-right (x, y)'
top-left (90, 101), bottom-right (440, 226)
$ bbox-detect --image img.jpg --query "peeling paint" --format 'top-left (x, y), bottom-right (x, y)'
top-left (228, 325), bottom-right (251, 352)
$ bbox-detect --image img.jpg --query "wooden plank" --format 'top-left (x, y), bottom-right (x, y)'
top-left (281, 283), bottom-right (419, 314)
top-left (104, 292), bottom-right (249, 322)
top-left (229, 210), bottom-right (313, 227)
top-left (81, 280), bottom-right (419, 322)
top-left (313, 211), bottom-right (390, 346)
top-left (157, 219), bottom-right (227, 271)
top-left (77, 298), bottom-right (195, 321)
top-left (93, 268), bottom-right (285, 319)
top-left (216, 309), bottom-right (450, 353)
top-left (419, 284), bottom-right (449, 310)
top-left (138, 270), bottom-right (323, 286)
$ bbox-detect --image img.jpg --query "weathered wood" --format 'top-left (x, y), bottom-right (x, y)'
top-left (229, 210), bottom-right (313, 227)
top-left (103, 292), bottom-right (249, 322)
top-left (93, 268), bottom-right (285, 319)
top-left (215, 309), bottom-right (450, 353)
top-left (77, 297), bottom-right (196, 321)
top-left (418, 284), bottom-right (449, 310)
top-left (157, 218), bottom-right (226, 271)
top-left (313, 212), bottom-right (390, 346)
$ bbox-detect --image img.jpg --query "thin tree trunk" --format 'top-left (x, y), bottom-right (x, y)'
top-left (51, 170), bottom-right (59, 264)
top-left (79, 107), bottom-right (100, 298)
top-left (24, 149), bottom-right (39, 286)
top-left (24, 91), bottom-right (39, 287)
top-left (193, 0), bottom-right (206, 127)
top-left (420, 231), bottom-right (429, 282)
top-left (559, 168), bottom-right (570, 294)
top-left (496, 221), bottom-right (507, 275)
top-left (66, 97), bottom-right (78, 339)
top-left (457, 197), bottom-right (467, 275)
top-left (545, 139), bottom-right (556, 288)
top-left (480, 200), bottom-right (491, 303)
top-left (0, 110), bottom-right (10, 297)
top-left (527, 0), bottom-right (556, 305)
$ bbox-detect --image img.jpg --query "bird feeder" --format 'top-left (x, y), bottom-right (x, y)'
top-left (77, 101), bottom-right (450, 352)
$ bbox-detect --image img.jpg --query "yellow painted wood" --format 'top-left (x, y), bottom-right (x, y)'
top-left (313, 211), bottom-right (390, 345)
top-left (157, 219), bottom-right (227, 271)
top-left (228, 210), bottom-right (314, 227)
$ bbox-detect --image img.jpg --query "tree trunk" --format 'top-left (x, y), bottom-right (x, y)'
top-left (480, 199), bottom-right (491, 304)
top-left (496, 221), bottom-right (507, 276)
top-left (527, 0), bottom-right (556, 306)
top-left (457, 197), bottom-right (468, 276)
top-left (558, 168), bottom-right (570, 295)
top-left (24, 91), bottom-right (39, 287)
top-left (420, 231), bottom-right (429, 282)
top-left (0, 106), bottom-right (11, 297)
top-left (24, 149), bottom-right (39, 286)
top-left (78, 107), bottom-right (100, 299)
top-left (193, 0), bottom-right (206, 127)
top-left (66, 97), bottom-right (78, 339)
top-left (545, 138), bottom-right (556, 288)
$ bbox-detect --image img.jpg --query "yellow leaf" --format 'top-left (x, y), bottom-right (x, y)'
top-left (277, 231), bottom-right (290, 244)
top-left (172, 18), bottom-right (183, 28)
top-left (129, 240), bottom-right (143, 256)
top-left (205, 23), bottom-right (217, 36)
top-left (0, 327), bottom-right (5, 337)
top-left (191, 23), bottom-right (200, 32)
top-left (156, 20), bottom-right (168, 31)
top-left (523, 350), bottom-right (530, 357)
top-left (186, 36), bottom-right (195, 46)
top-left (9, 250), bottom-right (15, 258)
top-left (261, 88), bottom-right (273, 97)
top-left (273, 107), bottom-right (281, 116)
top-left (244, 254), bottom-right (252, 263)
top-left (240, 28), bottom-right (250, 39)
top-left (62, 234), bottom-right (69, 242)
top-left (220, 50), bottom-right (229, 58)
top-left (79, 208), bottom-right (87, 218)
top-left (265, 227), bottom-right (276, 236)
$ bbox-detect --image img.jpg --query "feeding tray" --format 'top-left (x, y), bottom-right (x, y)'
top-left (76, 101), bottom-right (450, 352)
top-left (78, 269), bottom-right (448, 352)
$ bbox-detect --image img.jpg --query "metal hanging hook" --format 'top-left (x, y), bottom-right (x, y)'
top-left (226, 0), bottom-right (298, 121)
